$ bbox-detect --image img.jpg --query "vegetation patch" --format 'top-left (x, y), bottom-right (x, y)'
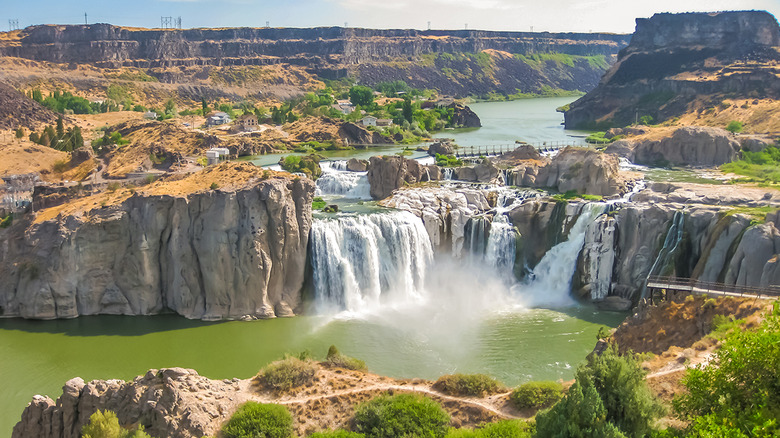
top-left (721, 145), bottom-right (780, 184)
top-left (221, 402), bottom-right (294, 438)
top-left (444, 420), bottom-right (534, 438)
top-left (256, 356), bottom-right (317, 392)
top-left (435, 153), bottom-right (463, 167)
top-left (323, 345), bottom-right (367, 371)
top-left (81, 409), bottom-right (150, 438)
top-left (312, 196), bottom-right (327, 210)
top-left (432, 373), bottom-right (504, 397)
top-left (279, 154), bottom-right (323, 179)
top-left (354, 393), bottom-right (450, 438)
top-left (550, 190), bottom-right (603, 202)
top-left (509, 381), bottom-right (563, 410)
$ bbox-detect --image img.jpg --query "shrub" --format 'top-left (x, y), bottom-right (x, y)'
top-left (309, 431), bottom-right (365, 438)
top-left (509, 381), bottom-right (563, 409)
top-left (107, 182), bottom-right (121, 192)
top-left (444, 420), bottom-right (534, 438)
top-left (312, 196), bottom-right (326, 210)
top-left (257, 356), bottom-right (317, 392)
top-left (210, 182), bottom-right (219, 190)
top-left (81, 409), bottom-right (150, 438)
top-left (726, 120), bottom-right (743, 133)
top-left (353, 393), bottom-right (450, 438)
top-left (324, 345), bottom-right (367, 371)
top-left (433, 373), bottom-right (503, 397)
top-left (221, 402), bottom-right (293, 438)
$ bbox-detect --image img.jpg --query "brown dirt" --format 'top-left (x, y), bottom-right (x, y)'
top-left (282, 117), bottom-right (344, 143)
top-left (248, 365), bottom-right (524, 436)
top-left (613, 295), bottom-right (767, 355)
top-left (0, 80), bottom-right (61, 130)
top-left (0, 139), bottom-right (66, 177)
top-left (673, 97), bottom-right (780, 134)
top-left (33, 162), bottom-right (286, 223)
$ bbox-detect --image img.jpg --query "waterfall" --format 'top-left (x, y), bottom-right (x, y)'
top-left (464, 216), bottom-right (491, 255)
top-left (443, 168), bottom-right (454, 180)
top-left (315, 165), bottom-right (372, 200)
top-left (485, 214), bottom-right (517, 275)
top-left (514, 203), bottom-right (605, 307)
top-left (640, 210), bottom-right (685, 300)
top-left (310, 211), bottom-right (434, 313)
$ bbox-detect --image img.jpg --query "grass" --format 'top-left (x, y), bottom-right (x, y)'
top-left (722, 205), bottom-right (778, 225)
top-left (256, 356), bottom-right (317, 392)
top-left (432, 373), bottom-right (504, 397)
top-left (550, 190), bottom-right (603, 202)
top-left (721, 145), bottom-right (780, 184)
top-left (312, 196), bottom-right (326, 210)
top-left (709, 314), bottom-right (746, 340)
top-left (585, 131), bottom-right (618, 144)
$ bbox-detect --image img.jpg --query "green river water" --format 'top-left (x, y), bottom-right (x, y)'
top-left (1, 96), bottom-right (630, 435)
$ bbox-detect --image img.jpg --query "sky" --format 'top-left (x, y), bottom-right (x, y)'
top-left (2, 0), bottom-right (779, 34)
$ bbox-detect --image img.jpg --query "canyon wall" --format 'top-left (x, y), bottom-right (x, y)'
top-left (0, 175), bottom-right (314, 320)
top-left (564, 11), bottom-right (780, 129)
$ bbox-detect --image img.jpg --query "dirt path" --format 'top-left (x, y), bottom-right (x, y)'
top-left (252, 383), bottom-right (518, 420)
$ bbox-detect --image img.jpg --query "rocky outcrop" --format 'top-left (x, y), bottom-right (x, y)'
top-left (606, 126), bottom-right (741, 166)
top-left (453, 160), bottom-right (501, 184)
top-left (0, 80), bottom-right (61, 130)
top-left (367, 155), bottom-right (440, 200)
top-left (0, 169), bottom-right (314, 320)
top-left (345, 158), bottom-right (368, 172)
top-left (428, 141), bottom-right (455, 156)
top-left (338, 122), bottom-right (391, 145)
top-left (13, 368), bottom-right (247, 438)
top-left (449, 104), bottom-right (481, 128)
top-left (564, 11), bottom-right (780, 129)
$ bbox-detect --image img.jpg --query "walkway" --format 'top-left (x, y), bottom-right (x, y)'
top-left (646, 276), bottom-right (780, 300)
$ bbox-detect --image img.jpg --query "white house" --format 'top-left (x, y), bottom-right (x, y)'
top-left (333, 100), bottom-right (355, 115)
top-left (361, 116), bottom-right (377, 127)
top-left (206, 112), bottom-right (232, 127)
top-left (205, 147), bottom-right (231, 165)
top-left (143, 111), bottom-right (158, 120)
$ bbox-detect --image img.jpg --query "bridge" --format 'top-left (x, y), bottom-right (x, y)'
top-left (645, 275), bottom-right (780, 301)
top-left (454, 141), bottom-right (589, 158)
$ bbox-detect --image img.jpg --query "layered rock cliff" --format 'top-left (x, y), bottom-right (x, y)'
top-left (564, 11), bottom-right (780, 129)
top-left (0, 163), bottom-right (314, 320)
top-left (0, 25), bottom-right (629, 99)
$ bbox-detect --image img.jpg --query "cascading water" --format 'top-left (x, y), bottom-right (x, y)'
top-left (443, 168), bottom-right (454, 180)
top-left (464, 216), bottom-right (491, 255)
top-left (640, 210), bottom-right (685, 300)
top-left (485, 214), bottom-right (517, 276)
top-left (310, 211), bottom-right (434, 313)
top-left (513, 203), bottom-right (605, 307)
top-left (315, 162), bottom-right (372, 200)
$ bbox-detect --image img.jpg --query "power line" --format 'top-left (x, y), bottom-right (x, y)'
top-left (8, 19), bottom-right (19, 31)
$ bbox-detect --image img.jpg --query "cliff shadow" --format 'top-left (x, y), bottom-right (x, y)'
top-left (0, 314), bottom-right (224, 337)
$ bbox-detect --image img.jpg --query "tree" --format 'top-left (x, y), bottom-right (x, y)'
top-left (56, 116), bottom-right (64, 138)
top-left (726, 120), bottom-right (744, 133)
top-left (536, 345), bottom-right (663, 438)
top-left (15, 128), bottom-right (24, 139)
top-left (201, 97), bottom-right (209, 114)
top-left (402, 97), bottom-right (414, 124)
top-left (221, 402), bottom-right (293, 438)
top-left (164, 98), bottom-right (177, 116)
top-left (673, 302), bottom-right (780, 437)
top-left (349, 85), bottom-right (374, 107)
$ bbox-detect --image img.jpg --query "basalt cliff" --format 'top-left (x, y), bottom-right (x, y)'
top-left (0, 163), bottom-right (314, 320)
top-left (564, 10), bottom-right (780, 129)
top-left (0, 25), bottom-right (630, 99)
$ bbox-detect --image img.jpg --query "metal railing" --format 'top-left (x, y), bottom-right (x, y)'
top-left (454, 141), bottom-right (587, 158)
top-left (646, 275), bottom-right (780, 300)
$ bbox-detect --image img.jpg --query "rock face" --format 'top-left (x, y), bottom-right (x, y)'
top-left (449, 104), bottom-right (482, 128)
top-left (367, 156), bottom-right (440, 200)
top-left (428, 141), bottom-right (455, 156)
top-left (564, 11), bottom-right (780, 129)
top-left (13, 368), bottom-right (248, 438)
top-left (453, 160), bottom-right (501, 184)
top-left (345, 158), bottom-right (368, 172)
top-left (606, 126), bottom-right (741, 166)
top-left (0, 80), bottom-right (61, 130)
top-left (0, 175), bottom-right (314, 320)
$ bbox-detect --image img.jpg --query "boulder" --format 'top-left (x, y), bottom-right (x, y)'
top-left (345, 158), bottom-right (369, 172)
top-left (739, 135), bottom-right (776, 152)
top-left (596, 296), bottom-right (633, 311)
top-left (70, 146), bottom-right (95, 165)
top-left (537, 147), bottom-right (626, 196)
top-left (449, 103), bottom-right (482, 128)
top-left (367, 156), bottom-right (440, 200)
top-left (428, 141), bottom-right (455, 156)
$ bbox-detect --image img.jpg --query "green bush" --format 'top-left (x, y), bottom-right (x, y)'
top-left (309, 431), bottom-right (365, 438)
top-left (257, 356), bottom-right (317, 392)
top-left (81, 410), bottom-right (150, 438)
top-left (509, 381), bottom-right (563, 409)
top-left (726, 120), bottom-right (743, 133)
top-left (324, 345), bottom-right (367, 371)
top-left (312, 196), bottom-right (326, 210)
top-left (221, 402), bottom-right (293, 438)
top-left (433, 373), bottom-right (503, 397)
top-left (353, 393), bottom-right (450, 438)
top-left (444, 420), bottom-right (534, 437)
top-left (435, 153), bottom-right (462, 167)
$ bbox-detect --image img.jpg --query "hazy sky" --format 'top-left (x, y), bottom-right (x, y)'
top-left (3, 0), bottom-right (779, 33)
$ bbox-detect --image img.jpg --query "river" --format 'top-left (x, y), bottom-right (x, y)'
top-left (0, 96), bottom-right (626, 435)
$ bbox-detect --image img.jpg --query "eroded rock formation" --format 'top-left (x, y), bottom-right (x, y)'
top-left (605, 126), bottom-right (741, 166)
top-left (367, 155), bottom-right (441, 200)
top-left (0, 165), bottom-right (314, 320)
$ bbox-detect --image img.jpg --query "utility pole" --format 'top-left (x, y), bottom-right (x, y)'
top-left (427, 21), bottom-right (431, 30)
top-left (266, 21), bottom-right (270, 28)
top-left (344, 22), bottom-right (348, 28)
top-left (8, 19), bottom-right (19, 31)
top-left (85, 13), bottom-right (88, 25)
